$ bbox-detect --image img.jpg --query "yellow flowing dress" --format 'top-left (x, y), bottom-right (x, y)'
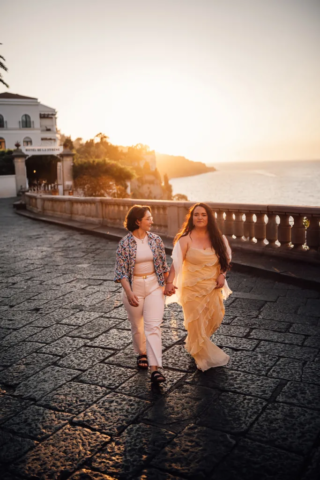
top-left (180, 247), bottom-right (230, 371)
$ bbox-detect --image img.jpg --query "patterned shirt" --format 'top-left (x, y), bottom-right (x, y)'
top-left (114, 232), bottom-right (169, 287)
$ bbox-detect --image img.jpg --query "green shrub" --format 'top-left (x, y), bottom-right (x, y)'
top-left (0, 149), bottom-right (14, 175)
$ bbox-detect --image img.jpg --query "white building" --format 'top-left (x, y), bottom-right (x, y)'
top-left (0, 92), bottom-right (60, 150)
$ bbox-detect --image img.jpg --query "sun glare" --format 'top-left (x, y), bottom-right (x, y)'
top-left (95, 71), bottom-right (243, 159)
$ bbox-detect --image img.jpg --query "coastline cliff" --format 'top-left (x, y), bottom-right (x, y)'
top-left (156, 153), bottom-right (216, 179)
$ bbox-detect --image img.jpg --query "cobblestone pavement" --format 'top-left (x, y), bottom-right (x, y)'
top-left (0, 198), bottom-right (320, 480)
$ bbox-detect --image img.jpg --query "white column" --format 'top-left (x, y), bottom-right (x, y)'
top-left (12, 149), bottom-right (28, 195)
top-left (59, 149), bottom-right (74, 195)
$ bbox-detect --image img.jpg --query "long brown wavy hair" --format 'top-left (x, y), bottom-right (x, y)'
top-left (174, 203), bottom-right (231, 272)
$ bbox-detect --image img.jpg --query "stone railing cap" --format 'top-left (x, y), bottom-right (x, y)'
top-left (60, 149), bottom-right (75, 156)
top-left (12, 148), bottom-right (28, 158)
top-left (24, 193), bottom-right (320, 215)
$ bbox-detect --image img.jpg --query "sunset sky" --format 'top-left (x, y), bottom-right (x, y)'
top-left (2, 0), bottom-right (320, 163)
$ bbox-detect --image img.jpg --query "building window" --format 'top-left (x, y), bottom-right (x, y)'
top-left (21, 114), bottom-right (31, 128)
top-left (23, 137), bottom-right (32, 146)
top-left (0, 138), bottom-right (5, 150)
top-left (0, 115), bottom-right (4, 128)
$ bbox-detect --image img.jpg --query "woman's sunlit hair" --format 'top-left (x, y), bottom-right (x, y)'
top-left (124, 205), bottom-right (151, 232)
top-left (174, 202), bottom-right (231, 272)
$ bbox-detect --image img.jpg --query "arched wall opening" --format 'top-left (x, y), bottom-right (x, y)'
top-left (26, 155), bottom-right (60, 187)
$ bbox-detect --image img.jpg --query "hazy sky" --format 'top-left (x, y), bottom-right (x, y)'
top-left (2, 0), bottom-right (320, 163)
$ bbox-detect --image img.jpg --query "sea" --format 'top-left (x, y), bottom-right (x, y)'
top-left (170, 160), bottom-right (320, 207)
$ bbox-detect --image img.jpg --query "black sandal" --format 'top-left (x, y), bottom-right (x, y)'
top-left (137, 355), bottom-right (148, 369)
top-left (151, 371), bottom-right (166, 384)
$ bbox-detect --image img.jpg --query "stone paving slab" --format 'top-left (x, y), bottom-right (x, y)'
top-left (10, 425), bottom-right (110, 480)
top-left (91, 423), bottom-right (176, 479)
top-left (151, 424), bottom-right (236, 479)
top-left (38, 382), bottom-right (109, 415)
top-left (187, 367), bottom-right (280, 399)
top-left (69, 469), bottom-right (117, 480)
top-left (116, 368), bottom-right (186, 402)
top-left (0, 341), bottom-right (44, 367)
top-left (0, 395), bottom-right (32, 425)
top-left (212, 438), bottom-right (304, 480)
top-left (1, 198), bottom-right (320, 479)
top-left (77, 362), bottom-right (136, 389)
top-left (0, 430), bottom-right (36, 465)
top-left (143, 384), bottom-right (216, 433)
top-left (247, 403), bottom-right (320, 455)
top-left (2, 404), bottom-right (72, 440)
top-left (197, 390), bottom-right (267, 434)
top-left (13, 365), bottom-right (81, 400)
top-left (0, 352), bottom-right (58, 386)
top-left (73, 392), bottom-right (151, 435)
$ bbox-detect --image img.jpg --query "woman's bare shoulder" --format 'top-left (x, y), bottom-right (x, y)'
top-left (177, 235), bottom-right (190, 256)
top-left (178, 235), bottom-right (189, 246)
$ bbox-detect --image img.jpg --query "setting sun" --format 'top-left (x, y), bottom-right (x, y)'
top-left (73, 69), bottom-right (245, 161)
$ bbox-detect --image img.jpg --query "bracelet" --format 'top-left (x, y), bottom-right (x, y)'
top-left (166, 282), bottom-right (173, 285)
top-left (220, 272), bottom-right (226, 278)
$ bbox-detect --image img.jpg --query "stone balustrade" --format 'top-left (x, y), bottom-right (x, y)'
top-left (25, 193), bottom-right (320, 262)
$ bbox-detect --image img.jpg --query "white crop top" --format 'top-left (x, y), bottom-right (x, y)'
top-left (134, 237), bottom-right (155, 275)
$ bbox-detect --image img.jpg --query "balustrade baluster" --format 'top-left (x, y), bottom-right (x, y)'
top-left (255, 213), bottom-right (267, 245)
top-left (234, 212), bottom-right (244, 240)
top-left (224, 211), bottom-right (234, 238)
top-left (291, 215), bottom-right (306, 250)
top-left (278, 214), bottom-right (291, 248)
top-left (163, 207), bottom-right (168, 234)
top-left (266, 214), bottom-right (278, 247)
top-left (153, 207), bottom-right (159, 232)
top-left (243, 213), bottom-right (255, 241)
top-left (307, 217), bottom-right (320, 251)
top-left (217, 211), bottom-right (225, 234)
top-left (121, 205), bottom-right (126, 226)
top-left (113, 204), bottom-right (118, 224)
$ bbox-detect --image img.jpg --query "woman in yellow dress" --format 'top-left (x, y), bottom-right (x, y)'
top-left (165, 203), bottom-right (232, 371)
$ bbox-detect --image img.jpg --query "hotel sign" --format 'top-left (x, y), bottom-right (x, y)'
top-left (22, 146), bottom-right (63, 156)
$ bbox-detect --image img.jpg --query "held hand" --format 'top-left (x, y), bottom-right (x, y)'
top-left (216, 274), bottom-right (225, 289)
top-left (127, 291), bottom-right (139, 307)
top-left (164, 283), bottom-right (178, 296)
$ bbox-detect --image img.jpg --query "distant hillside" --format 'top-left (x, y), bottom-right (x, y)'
top-left (156, 153), bottom-right (216, 179)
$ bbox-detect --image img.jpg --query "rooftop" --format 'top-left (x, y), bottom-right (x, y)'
top-left (0, 92), bottom-right (37, 100)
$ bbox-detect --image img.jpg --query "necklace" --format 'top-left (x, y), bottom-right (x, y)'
top-left (135, 232), bottom-right (146, 243)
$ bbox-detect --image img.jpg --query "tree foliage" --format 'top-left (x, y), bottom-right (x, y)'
top-left (74, 174), bottom-right (129, 198)
top-left (163, 173), bottom-right (173, 200)
top-left (73, 158), bottom-right (134, 185)
top-left (73, 157), bottom-right (135, 197)
top-left (173, 193), bottom-right (189, 201)
top-left (62, 132), bottom-right (178, 199)
top-left (75, 135), bottom-right (123, 162)
top-left (0, 43), bottom-right (9, 88)
top-left (63, 137), bottom-right (74, 150)
top-left (0, 149), bottom-right (14, 175)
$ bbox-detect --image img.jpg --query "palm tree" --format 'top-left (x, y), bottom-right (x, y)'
top-left (0, 43), bottom-right (9, 88)
top-left (95, 133), bottom-right (109, 143)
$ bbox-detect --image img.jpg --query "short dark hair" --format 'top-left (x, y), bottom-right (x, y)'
top-left (124, 205), bottom-right (151, 232)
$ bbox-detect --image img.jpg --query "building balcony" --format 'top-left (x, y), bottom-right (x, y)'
top-left (19, 121), bottom-right (35, 128)
top-left (40, 127), bottom-right (56, 132)
top-left (0, 121), bottom-right (8, 128)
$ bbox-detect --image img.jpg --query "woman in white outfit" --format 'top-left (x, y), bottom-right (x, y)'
top-left (114, 205), bottom-right (169, 384)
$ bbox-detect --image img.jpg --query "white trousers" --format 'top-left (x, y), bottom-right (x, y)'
top-left (122, 273), bottom-right (165, 367)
